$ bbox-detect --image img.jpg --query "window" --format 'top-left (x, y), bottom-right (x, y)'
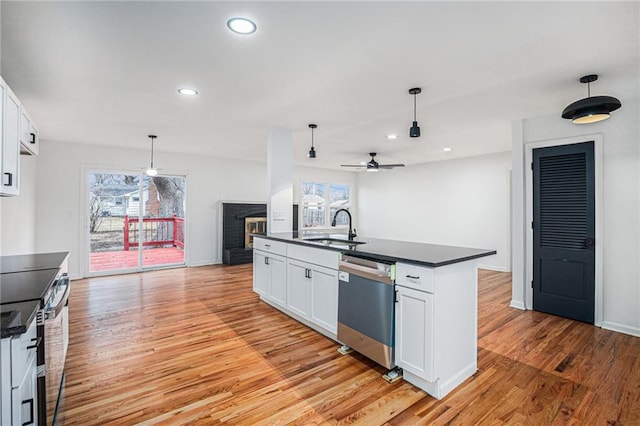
top-left (301, 181), bottom-right (350, 228)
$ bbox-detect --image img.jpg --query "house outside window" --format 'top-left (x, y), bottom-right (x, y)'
top-left (301, 181), bottom-right (350, 228)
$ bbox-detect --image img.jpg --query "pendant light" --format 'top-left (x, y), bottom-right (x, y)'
top-left (561, 74), bottom-right (622, 124)
top-left (146, 135), bottom-right (158, 176)
top-left (307, 124), bottom-right (317, 158)
top-left (409, 87), bottom-right (422, 137)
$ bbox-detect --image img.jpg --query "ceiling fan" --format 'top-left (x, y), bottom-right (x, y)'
top-left (341, 153), bottom-right (405, 172)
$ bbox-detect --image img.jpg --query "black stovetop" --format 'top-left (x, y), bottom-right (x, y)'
top-left (0, 268), bottom-right (59, 304)
top-left (1, 252), bottom-right (68, 274)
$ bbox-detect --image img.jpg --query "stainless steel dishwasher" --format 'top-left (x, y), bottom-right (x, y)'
top-left (337, 255), bottom-right (395, 370)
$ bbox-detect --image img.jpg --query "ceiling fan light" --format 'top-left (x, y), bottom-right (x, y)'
top-left (410, 121), bottom-right (421, 138)
top-left (366, 167), bottom-right (379, 172)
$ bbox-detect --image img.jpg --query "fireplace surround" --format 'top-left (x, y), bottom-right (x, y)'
top-left (222, 202), bottom-right (298, 265)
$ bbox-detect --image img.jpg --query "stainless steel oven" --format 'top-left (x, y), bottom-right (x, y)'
top-left (337, 255), bottom-right (395, 369)
top-left (38, 270), bottom-right (70, 425)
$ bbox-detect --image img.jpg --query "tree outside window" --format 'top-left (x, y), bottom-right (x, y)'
top-left (301, 181), bottom-right (350, 228)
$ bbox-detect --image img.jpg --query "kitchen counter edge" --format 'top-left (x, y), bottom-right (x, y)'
top-left (252, 233), bottom-right (496, 268)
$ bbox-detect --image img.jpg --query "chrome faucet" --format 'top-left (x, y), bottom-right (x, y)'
top-left (331, 208), bottom-right (357, 240)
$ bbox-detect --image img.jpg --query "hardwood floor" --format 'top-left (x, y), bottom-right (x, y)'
top-left (61, 266), bottom-right (640, 425)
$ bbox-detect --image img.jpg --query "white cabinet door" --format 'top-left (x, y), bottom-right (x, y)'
top-left (268, 254), bottom-right (287, 307)
top-left (310, 264), bottom-right (339, 334)
top-left (253, 250), bottom-right (269, 296)
top-left (395, 285), bottom-right (435, 382)
top-left (20, 108), bottom-right (39, 156)
top-left (1, 81), bottom-right (21, 196)
top-left (286, 259), bottom-right (311, 319)
top-left (11, 353), bottom-right (37, 426)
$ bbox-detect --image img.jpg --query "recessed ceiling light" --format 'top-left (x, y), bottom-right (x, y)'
top-left (227, 17), bottom-right (257, 35)
top-left (443, 147), bottom-right (452, 152)
top-left (387, 134), bottom-right (397, 140)
top-left (178, 88), bottom-right (198, 96)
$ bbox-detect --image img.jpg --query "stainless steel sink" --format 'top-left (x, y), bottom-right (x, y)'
top-left (304, 237), bottom-right (367, 246)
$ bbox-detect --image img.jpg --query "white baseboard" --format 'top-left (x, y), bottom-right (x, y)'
top-left (477, 264), bottom-right (511, 273)
top-left (187, 259), bottom-right (222, 267)
top-left (601, 321), bottom-right (640, 338)
top-left (510, 300), bottom-right (526, 310)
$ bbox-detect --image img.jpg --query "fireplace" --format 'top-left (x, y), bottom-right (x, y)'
top-left (221, 203), bottom-right (298, 265)
top-left (245, 217), bottom-right (267, 248)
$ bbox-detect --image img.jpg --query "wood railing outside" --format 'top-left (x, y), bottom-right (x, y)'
top-left (124, 215), bottom-right (185, 250)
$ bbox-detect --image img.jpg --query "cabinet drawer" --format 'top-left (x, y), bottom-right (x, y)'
top-left (395, 262), bottom-right (435, 293)
top-left (253, 237), bottom-right (287, 256)
top-left (11, 319), bottom-right (38, 388)
top-left (287, 243), bottom-right (339, 270)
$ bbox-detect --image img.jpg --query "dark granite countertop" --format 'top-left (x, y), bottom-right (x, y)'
top-left (1, 300), bottom-right (40, 338)
top-left (0, 268), bottom-right (59, 304)
top-left (254, 232), bottom-right (496, 267)
top-left (1, 251), bottom-right (68, 274)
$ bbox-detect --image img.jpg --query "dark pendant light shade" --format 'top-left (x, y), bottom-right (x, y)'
top-left (562, 75), bottom-right (622, 124)
top-left (409, 87), bottom-right (422, 137)
top-left (307, 124), bottom-right (317, 158)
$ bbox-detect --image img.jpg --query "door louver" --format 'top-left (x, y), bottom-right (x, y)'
top-left (539, 153), bottom-right (587, 250)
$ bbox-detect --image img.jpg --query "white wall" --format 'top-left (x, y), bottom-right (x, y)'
top-left (32, 140), bottom-right (355, 279)
top-left (512, 97), bottom-right (640, 336)
top-left (0, 155), bottom-right (37, 255)
top-left (356, 152), bottom-right (512, 271)
top-left (34, 141), bottom-right (268, 278)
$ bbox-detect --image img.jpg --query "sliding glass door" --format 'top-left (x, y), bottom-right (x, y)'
top-left (87, 171), bottom-right (186, 275)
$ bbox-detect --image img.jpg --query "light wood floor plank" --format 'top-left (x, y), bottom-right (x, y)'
top-left (59, 265), bottom-right (640, 425)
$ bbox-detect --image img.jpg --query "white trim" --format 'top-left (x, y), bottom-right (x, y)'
top-left (601, 321), bottom-right (640, 338)
top-left (477, 264), bottom-right (510, 273)
top-left (524, 133), bottom-right (604, 326)
top-left (509, 300), bottom-right (526, 310)
top-left (189, 259), bottom-right (222, 267)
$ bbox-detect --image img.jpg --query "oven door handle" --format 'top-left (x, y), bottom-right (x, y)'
top-left (45, 278), bottom-right (70, 320)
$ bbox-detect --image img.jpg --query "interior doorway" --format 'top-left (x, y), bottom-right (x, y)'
top-left (87, 171), bottom-right (186, 275)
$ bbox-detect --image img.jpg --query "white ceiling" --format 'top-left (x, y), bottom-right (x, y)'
top-left (1, 1), bottom-right (638, 170)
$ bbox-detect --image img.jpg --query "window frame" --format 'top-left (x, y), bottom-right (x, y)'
top-left (300, 180), bottom-right (351, 230)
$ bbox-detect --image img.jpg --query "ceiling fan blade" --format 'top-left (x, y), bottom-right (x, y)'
top-left (340, 164), bottom-right (366, 168)
top-left (378, 164), bottom-right (405, 169)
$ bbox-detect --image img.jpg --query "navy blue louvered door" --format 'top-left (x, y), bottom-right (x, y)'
top-left (533, 142), bottom-right (595, 323)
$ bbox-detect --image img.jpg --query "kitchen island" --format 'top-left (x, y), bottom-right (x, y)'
top-left (252, 232), bottom-right (495, 399)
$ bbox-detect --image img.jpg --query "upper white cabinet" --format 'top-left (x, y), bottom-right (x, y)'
top-left (1, 77), bottom-right (21, 196)
top-left (20, 107), bottom-right (39, 156)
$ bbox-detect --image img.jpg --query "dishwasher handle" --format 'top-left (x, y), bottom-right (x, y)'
top-left (339, 261), bottom-right (393, 284)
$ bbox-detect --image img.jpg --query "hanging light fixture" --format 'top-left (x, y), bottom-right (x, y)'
top-left (146, 135), bottom-right (158, 176)
top-left (307, 124), bottom-right (317, 158)
top-left (561, 74), bottom-right (622, 124)
top-left (409, 87), bottom-right (422, 137)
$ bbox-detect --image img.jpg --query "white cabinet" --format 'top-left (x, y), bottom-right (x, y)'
top-left (20, 107), bottom-right (39, 156)
top-left (310, 264), bottom-right (338, 334)
top-left (1, 77), bottom-right (21, 196)
top-left (1, 320), bottom-right (39, 425)
top-left (253, 237), bottom-right (340, 340)
top-left (287, 258), bottom-right (339, 334)
top-left (253, 249), bottom-right (286, 307)
top-left (394, 261), bottom-right (478, 400)
top-left (395, 285), bottom-right (435, 382)
top-left (12, 353), bottom-right (37, 426)
top-left (286, 259), bottom-right (311, 319)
